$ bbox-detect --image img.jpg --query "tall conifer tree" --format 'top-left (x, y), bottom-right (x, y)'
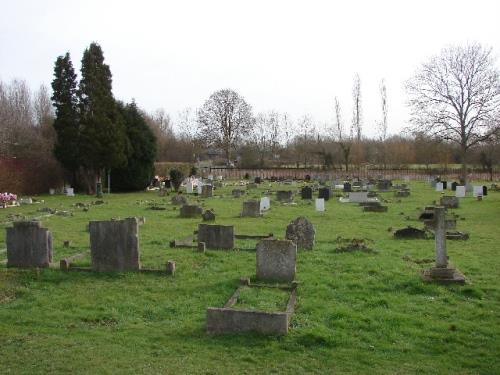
top-left (78, 43), bottom-right (127, 186)
top-left (51, 53), bottom-right (79, 183)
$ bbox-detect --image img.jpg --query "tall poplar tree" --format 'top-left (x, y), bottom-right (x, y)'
top-left (78, 43), bottom-right (127, 188)
top-left (51, 53), bottom-right (79, 183)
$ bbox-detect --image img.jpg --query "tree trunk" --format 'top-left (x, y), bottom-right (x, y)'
top-left (460, 146), bottom-right (467, 185)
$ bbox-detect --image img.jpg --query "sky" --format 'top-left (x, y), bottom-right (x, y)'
top-left (1, 0), bottom-right (500, 137)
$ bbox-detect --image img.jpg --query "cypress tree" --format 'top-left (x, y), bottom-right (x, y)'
top-left (78, 43), bottom-right (127, 187)
top-left (51, 53), bottom-right (79, 183)
top-left (111, 101), bottom-right (157, 191)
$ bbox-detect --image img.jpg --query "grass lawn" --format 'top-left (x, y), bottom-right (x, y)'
top-left (0, 181), bottom-right (499, 374)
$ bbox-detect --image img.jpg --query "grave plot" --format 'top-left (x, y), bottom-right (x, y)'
top-left (393, 226), bottom-right (428, 239)
top-left (206, 239), bottom-right (298, 335)
top-left (334, 237), bottom-right (376, 253)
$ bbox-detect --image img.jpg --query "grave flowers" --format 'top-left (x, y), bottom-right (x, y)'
top-left (0, 192), bottom-right (17, 208)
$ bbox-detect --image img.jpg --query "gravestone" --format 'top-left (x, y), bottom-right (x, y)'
top-left (395, 190), bottom-right (410, 197)
top-left (473, 186), bottom-right (483, 197)
top-left (343, 182), bottom-right (352, 192)
top-left (232, 189), bottom-right (244, 198)
top-left (315, 198), bottom-right (325, 212)
top-left (301, 186), bottom-right (312, 200)
top-left (442, 181), bottom-right (447, 189)
top-left (451, 182), bottom-right (458, 191)
top-left (254, 177), bottom-right (262, 184)
top-left (276, 191), bottom-right (293, 202)
top-left (185, 181), bottom-right (194, 194)
top-left (66, 187), bottom-right (75, 197)
top-left (256, 239), bottom-right (296, 282)
top-left (6, 221), bottom-right (53, 268)
top-left (377, 180), bottom-right (391, 191)
top-left (197, 224), bottom-right (234, 250)
top-left (435, 182), bottom-right (444, 192)
top-left (202, 209), bottom-right (216, 221)
top-left (362, 204), bottom-right (388, 212)
top-left (180, 205), bottom-right (203, 218)
top-left (465, 183), bottom-right (473, 193)
top-left (201, 185), bottom-right (213, 198)
top-left (455, 186), bottom-right (466, 198)
top-left (197, 184), bottom-right (203, 195)
top-left (348, 192), bottom-right (370, 203)
top-left (285, 217), bottom-right (315, 250)
top-left (318, 187), bottom-right (331, 201)
top-left (90, 218), bottom-right (139, 272)
top-left (440, 196), bottom-right (459, 209)
top-left (260, 197), bottom-right (271, 211)
top-left (394, 226), bottom-right (426, 239)
top-left (171, 194), bottom-right (188, 205)
top-left (422, 207), bottom-right (466, 284)
top-left (242, 200), bottom-right (261, 217)
top-left (483, 186), bottom-right (488, 196)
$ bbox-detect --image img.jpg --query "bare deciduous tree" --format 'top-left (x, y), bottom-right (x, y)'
top-left (378, 79), bottom-right (388, 167)
top-left (197, 89), bottom-right (254, 165)
top-left (407, 43), bottom-right (500, 183)
top-left (334, 96), bottom-right (352, 172)
top-left (352, 74), bottom-right (362, 142)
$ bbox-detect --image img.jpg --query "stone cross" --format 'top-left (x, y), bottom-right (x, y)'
top-left (434, 207), bottom-right (447, 268)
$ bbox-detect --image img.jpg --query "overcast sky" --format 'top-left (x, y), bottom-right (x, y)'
top-left (1, 0), bottom-right (499, 137)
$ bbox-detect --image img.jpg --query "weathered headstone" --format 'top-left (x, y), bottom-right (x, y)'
top-left (202, 209), bottom-right (216, 221)
top-left (90, 218), bottom-right (139, 272)
top-left (422, 207), bottom-right (466, 284)
top-left (301, 186), bottom-right (312, 200)
top-left (232, 189), bottom-right (244, 198)
top-left (348, 192), bottom-right (370, 203)
top-left (315, 198), bottom-right (325, 212)
top-left (180, 205), bottom-right (203, 218)
top-left (66, 187), bottom-right (75, 197)
top-left (201, 185), bottom-right (213, 198)
top-left (394, 226), bottom-right (426, 239)
top-left (285, 217), bottom-right (315, 250)
top-left (260, 197), bottom-right (271, 211)
top-left (197, 224), bottom-right (234, 250)
top-left (6, 221), bottom-right (53, 268)
top-left (276, 191), bottom-right (293, 202)
top-left (242, 200), bottom-right (261, 217)
top-left (185, 181), bottom-right (194, 194)
top-left (343, 182), bottom-right (352, 192)
top-left (377, 180), bottom-right (391, 191)
top-left (256, 239), bottom-right (296, 282)
top-left (440, 196), bottom-right (459, 209)
top-left (465, 183), bottom-right (473, 193)
top-left (318, 187), bottom-right (331, 201)
top-left (435, 182), bottom-right (444, 192)
top-left (473, 186), bottom-right (483, 197)
top-left (455, 186), bottom-right (466, 198)
top-left (451, 182), bottom-right (458, 191)
top-left (171, 194), bottom-right (188, 205)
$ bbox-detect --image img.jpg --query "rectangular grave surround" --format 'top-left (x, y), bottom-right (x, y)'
top-left (206, 282), bottom-right (297, 335)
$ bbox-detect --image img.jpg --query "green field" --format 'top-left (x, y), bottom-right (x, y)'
top-left (0, 181), bottom-right (499, 374)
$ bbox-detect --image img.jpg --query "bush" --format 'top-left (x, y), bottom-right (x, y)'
top-left (169, 169), bottom-right (184, 192)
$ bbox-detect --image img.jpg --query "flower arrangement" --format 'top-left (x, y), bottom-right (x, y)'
top-left (0, 192), bottom-right (17, 207)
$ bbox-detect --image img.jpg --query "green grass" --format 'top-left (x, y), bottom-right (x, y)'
top-left (233, 286), bottom-right (290, 312)
top-left (0, 181), bottom-right (499, 374)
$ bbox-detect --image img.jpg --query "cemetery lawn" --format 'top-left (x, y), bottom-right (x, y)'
top-left (0, 181), bottom-right (499, 374)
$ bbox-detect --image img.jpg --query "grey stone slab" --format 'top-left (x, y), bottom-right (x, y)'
top-left (180, 205), bottom-right (202, 218)
top-left (197, 224), bottom-right (234, 250)
top-left (256, 239), bottom-right (296, 282)
top-left (6, 221), bottom-right (52, 268)
top-left (90, 218), bottom-right (140, 272)
top-left (241, 200), bottom-right (261, 217)
top-left (285, 217), bottom-right (315, 250)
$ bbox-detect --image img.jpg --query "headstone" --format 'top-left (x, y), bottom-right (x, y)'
top-left (442, 181), bottom-right (447, 190)
top-left (6, 221), bottom-right (53, 268)
top-left (180, 205), bottom-right (203, 218)
top-left (90, 218), bottom-right (139, 272)
top-left (171, 194), bottom-right (188, 205)
top-left (197, 242), bottom-right (206, 252)
top-left (256, 239), bottom-right (296, 282)
top-left (260, 197), bottom-right (271, 211)
top-left (166, 260), bottom-right (176, 276)
top-left (66, 187), bottom-right (75, 197)
top-left (435, 182), bottom-right (444, 192)
top-left (276, 191), bottom-right (293, 202)
top-left (186, 181), bottom-right (194, 194)
top-left (455, 186), bottom-right (466, 198)
top-left (197, 184), bottom-right (203, 195)
top-left (377, 180), bottom-right (391, 191)
top-left (232, 189), bottom-right (244, 198)
top-left (285, 217), bottom-right (315, 250)
top-left (49, 188), bottom-right (55, 195)
top-left (440, 196), bottom-right (459, 209)
top-left (473, 186), bottom-right (483, 197)
top-left (197, 224), bottom-right (234, 250)
top-left (394, 226), bottom-right (426, 239)
top-left (301, 186), bottom-right (312, 200)
top-left (465, 183), bottom-right (473, 193)
top-left (343, 182), bottom-right (352, 192)
top-left (201, 185), bottom-right (213, 198)
top-left (202, 209), bottom-right (216, 221)
top-left (315, 198), bottom-right (325, 212)
top-left (254, 177), bottom-right (262, 184)
top-left (318, 187), bottom-right (331, 201)
top-left (483, 186), bottom-right (488, 196)
top-left (348, 192), bottom-right (370, 203)
top-left (241, 200), bottom-right (261, 217)
top-left (208, 175), bottom-right (214, 180)
top-left (451, 182), bottom-right (458, 191)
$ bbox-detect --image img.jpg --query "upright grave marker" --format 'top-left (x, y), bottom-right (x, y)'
top-left (6, 221), bottom-right (53, 268)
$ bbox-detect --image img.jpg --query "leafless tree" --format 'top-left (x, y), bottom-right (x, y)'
top-left (334, 96), bottom-right (352, 171)
top-left (197, 89), bottom-right (254, 164)
top-left (407, 43), bottom-right (500, 183)
top-left (378, 79), bottom-right (388, 167)
top-left (252, 111), bottom-right (282, 166)
top-left (352, 74), bottom-right (362, 142)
